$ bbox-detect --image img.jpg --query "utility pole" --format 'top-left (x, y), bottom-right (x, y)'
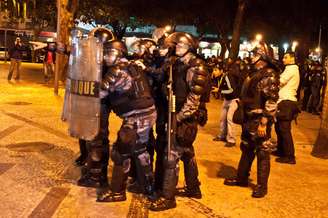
top-left (54, 0), bottom-right (61, 95)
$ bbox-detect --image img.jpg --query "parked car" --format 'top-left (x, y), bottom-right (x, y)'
top-left (35, 49), bottom-right (45, 63)
top-left (0, 47), bottom-right (9, 60)
top-left (20, 45), bottom-right (32, 62)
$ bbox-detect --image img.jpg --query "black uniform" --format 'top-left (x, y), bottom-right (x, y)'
top-left (150, 53), bottom-right (209, 210)
top-left (97, 60), bottom-right (157, 202)
top-left (308, 64), bottom-right (325, 114)
top-left (225, 60), bottom-right (280, 198)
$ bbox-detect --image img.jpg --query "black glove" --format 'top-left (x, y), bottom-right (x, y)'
top-left (196, 108), bottom-right (208, 127)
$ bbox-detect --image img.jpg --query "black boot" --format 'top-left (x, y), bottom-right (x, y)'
top-left (77, 173), bottom-right (102, 188)
top-left (176, 186), bottom-right (202, 199)
top-left (97, 165), bottom-right (128, 202)
top-left (149, 197), bottom-right (176, 211)
top-left (127, 180), bottom-right (143, 194)
top-left (252, 185), bottom-right (267, 198)
top-left (254, 150), bottom-right (270, 198)
top-left (77, 167), bottom-right (108, 188)
top-left (179, 155), bottom-right (202, 199)
top-left (75, 139), bottom-right (88, 166)
top-left (224, 178), bottom-right (248, 187)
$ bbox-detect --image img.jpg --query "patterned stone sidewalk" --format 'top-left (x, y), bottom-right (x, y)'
top-left (0, 62), bottom-right (327, 218)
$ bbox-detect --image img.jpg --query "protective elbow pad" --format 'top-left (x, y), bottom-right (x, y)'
top-left (191, 67), bottom-right (208, 95)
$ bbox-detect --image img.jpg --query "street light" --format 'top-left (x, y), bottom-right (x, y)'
top-left (283, 43), bottom-right (289, 52)
top-left (292, 41), bottom-right (298, 52)
top-left (255, 33), bottom-right (263, 41)
top-left (165, 25), bottom-right (172, 32)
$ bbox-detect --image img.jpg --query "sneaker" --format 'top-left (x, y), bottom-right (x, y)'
top-left (225, 142), bottom-right (236, 147)
top-left (213, 136), bottom-right (226, 142)
top-left (149, 197), bottom-right (177, 211)
top-left (275, 157), bottom-right (296, 164)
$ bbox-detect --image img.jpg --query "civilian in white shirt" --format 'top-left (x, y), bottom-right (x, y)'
top-left (274, 52), bottom-right (300, 164)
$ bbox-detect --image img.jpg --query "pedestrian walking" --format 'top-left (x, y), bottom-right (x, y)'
top-left (7, 37), bottom-right (24, 81)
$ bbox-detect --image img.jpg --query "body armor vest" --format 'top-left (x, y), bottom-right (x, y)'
top-left (108, 63), bottom-right (154, 116)
top-left (172, 60), bottom-right (190, 112)
top-left (241, 67), bottom-right (275, 112)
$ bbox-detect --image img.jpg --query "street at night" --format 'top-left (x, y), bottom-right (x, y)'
top-left (1, 0), bottom-right (328, 217)
top-left (0, 63), bottom-right (327, 218)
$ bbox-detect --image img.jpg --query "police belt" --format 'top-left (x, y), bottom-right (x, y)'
top-left (245, 109), bottom-right (263, 119)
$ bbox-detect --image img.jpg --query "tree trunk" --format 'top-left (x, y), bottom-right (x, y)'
top-left (229, 0), bottom-right (247, 60)
top-left (312, 63), bottom-right (328, 159)
top-left (54, 0), bottom-right (77, 95)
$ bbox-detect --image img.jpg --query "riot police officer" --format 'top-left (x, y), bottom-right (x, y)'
top-left (149, 32), bottom-right (209, 211)
top-left (96, 40), bottom-right (156, 202)
top-left (224, 41), bottom-right (280, 198)
top-left (308, 62), bottom-right (325, 115)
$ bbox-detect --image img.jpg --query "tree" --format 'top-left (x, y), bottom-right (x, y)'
top-left (229, 0), bottom-right (248, 59)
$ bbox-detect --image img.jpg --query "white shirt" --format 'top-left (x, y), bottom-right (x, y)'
top-left (278, 64), bottom-right (300, 102)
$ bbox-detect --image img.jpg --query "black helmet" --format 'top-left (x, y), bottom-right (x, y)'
top-left (152, 27), bottom-right (173, 44)
top-left (250, 41), bottom-right (275, 64)
top-left (131, 39), bottom-right (156, 56)
top-left (88, 27), bottom-right (115, 43)
top-left (104, 40), bottom-right (128, 57)
top-left (164, 32), bottom-right (198, 52)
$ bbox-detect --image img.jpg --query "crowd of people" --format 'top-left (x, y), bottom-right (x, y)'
top-left (10, 26), bottom-right (323, 212)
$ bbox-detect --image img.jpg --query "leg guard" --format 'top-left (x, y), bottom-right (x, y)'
top-left (111, 162), bottom-right (130, 193)
top-left (133, 144), bottom-right (154, 195)
top-left (147, 128), bottom-right (156, 169)
top-left (162, 151), bottom-right (180, 200)
top-left (154, 136), bottom-right (166, 191)
top-left (237, 141), bottom-right (256, 181)
top-left (256, 148), bottom-right (270, 189)
top-left (82, 139), bottom-right (108, 187)
top-left (181, 147), bottom-right (200, 191)
top-left (75, 139), bottom-right (89, 166)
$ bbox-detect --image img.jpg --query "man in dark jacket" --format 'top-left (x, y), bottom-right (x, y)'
top-left (7, 37), bottom-right (24, 81)
top-left (213, 61), bottom-right (242, 147)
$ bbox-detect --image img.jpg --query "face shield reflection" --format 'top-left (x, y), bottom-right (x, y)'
top-left (176, 42), bottom-right (189, 57)
top-left (104, 49), bottom-right (120, 65)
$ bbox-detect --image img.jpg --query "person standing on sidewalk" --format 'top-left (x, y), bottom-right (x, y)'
top-left (274, 52), bottom-right (300, 164)
top-left (224, 41), bottom-right (280, 198)
top-left (213, 61), bottom-right (242, 147)
top-left (43, 43), bottom-right (56, 83)
top-left (7, 37), bottom-right (24, 81)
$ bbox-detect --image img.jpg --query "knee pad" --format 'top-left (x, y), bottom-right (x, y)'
top-left (111, 148), bottom-right (124, 165)
top-left (118, 126), bottom-right (138, 146)
top-left (89, 141), bottom-right (103, 162)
